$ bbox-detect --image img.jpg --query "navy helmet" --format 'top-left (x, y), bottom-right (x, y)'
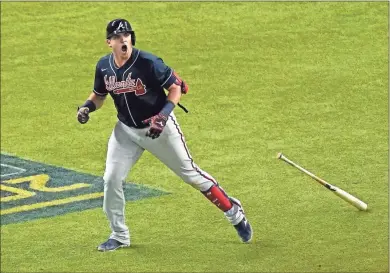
top-left (106, 19), bottom-right (136, 45)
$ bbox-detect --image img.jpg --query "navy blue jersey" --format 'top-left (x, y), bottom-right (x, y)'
top-left (93, 48), bottom-right (179, 128)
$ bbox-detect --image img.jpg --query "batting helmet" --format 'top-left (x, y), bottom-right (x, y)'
top-left (106, 19), bottom-right (136, 46)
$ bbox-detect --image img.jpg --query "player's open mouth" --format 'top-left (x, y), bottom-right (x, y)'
top-left (121, 44), bottom-right (127, 52)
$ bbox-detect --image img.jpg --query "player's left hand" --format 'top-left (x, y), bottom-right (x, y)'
top-left (77, 107), bottom-right (90, 124)
top-left (142, 113), bottom-right (168, 139)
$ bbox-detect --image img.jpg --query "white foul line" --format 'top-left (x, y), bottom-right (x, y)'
top-left (0, 164), bottom-right (27, 178)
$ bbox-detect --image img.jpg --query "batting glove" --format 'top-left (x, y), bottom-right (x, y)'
top-left (77, 107), bottom-right (90, 124)
top-left (142, 113), bottom-right (168, 139)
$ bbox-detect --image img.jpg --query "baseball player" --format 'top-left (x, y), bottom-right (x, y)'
top-left (77, 19), bottom-right (252, 252)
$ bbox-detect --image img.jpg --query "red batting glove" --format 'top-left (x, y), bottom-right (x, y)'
top-left (142, 113), bottom-right (168, 139)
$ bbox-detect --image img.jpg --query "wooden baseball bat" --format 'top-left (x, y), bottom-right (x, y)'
top-left (277, 152), bottom-right (368, 211)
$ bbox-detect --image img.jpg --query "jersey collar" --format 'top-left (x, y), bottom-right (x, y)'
top-left (111, 47), bottom-right (139, 70)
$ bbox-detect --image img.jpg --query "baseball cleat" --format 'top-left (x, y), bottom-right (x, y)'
top-left (97, 239), bottom-right (129, 252)
top-left (234, 217), bottom-right (253, 243)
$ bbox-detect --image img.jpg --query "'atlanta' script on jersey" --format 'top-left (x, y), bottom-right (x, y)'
top-left (104, 73), bottom-right (146, 96)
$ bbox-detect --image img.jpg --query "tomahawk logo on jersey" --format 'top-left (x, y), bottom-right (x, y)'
top-left (93, 48), bottom-right (186, 128)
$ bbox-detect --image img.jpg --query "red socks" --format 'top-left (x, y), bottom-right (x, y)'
top-left (202, 185), bottom-right (233, 212)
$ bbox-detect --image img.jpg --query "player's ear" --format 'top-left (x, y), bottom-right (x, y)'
top-left (106, 39), bottom-right (112, 48)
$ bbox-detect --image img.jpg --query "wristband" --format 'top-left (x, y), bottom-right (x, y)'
top-left (81, 100), bottom-right (96, 112)
top-left (160, 100), bottom-right (175, 116)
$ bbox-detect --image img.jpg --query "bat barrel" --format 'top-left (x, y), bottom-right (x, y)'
top-left (333, 186), bottom-right (368, 211)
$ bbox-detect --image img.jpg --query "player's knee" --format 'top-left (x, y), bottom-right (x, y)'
top-left (188, 181), bottom-right (214, 192)
top-left (180, 169), bottom-right (214, 191)
top-left (180, 171), bottom-right (198, 184)
top-left (103, 169), bottom-right (125, 186)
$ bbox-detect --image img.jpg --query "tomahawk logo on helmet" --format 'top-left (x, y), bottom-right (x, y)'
top-left (106, 19), bottom-right (136, 45)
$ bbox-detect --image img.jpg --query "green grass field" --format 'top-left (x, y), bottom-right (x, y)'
top-left (1, 2), bottom-right (388, 272)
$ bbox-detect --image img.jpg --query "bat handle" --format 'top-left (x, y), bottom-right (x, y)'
top-left (277, 152), bottom-right (329, 187)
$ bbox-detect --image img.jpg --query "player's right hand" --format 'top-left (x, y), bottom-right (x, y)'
top-left (142, 113), bottom-right (168, 139)
top-left (77, 107), bottom-right (90, 124)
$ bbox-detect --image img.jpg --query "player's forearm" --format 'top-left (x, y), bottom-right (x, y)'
top-left (159, 85), bottom-right (181, 117)
top-left (87, 93), bottom-right (106, 110)
top-left (166, 85), bottom-right (182, 105)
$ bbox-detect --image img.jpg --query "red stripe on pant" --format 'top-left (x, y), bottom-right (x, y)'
top-left (170, 115), bottom-right (217, 184)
